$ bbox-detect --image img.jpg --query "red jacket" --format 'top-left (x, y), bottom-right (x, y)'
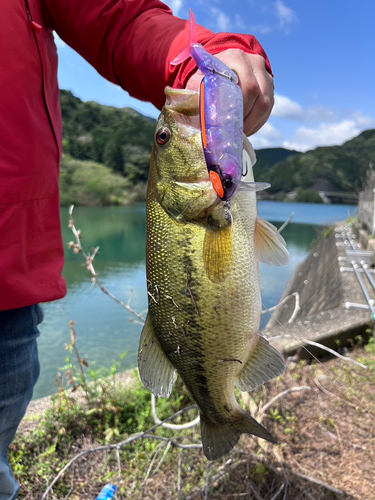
top-left (0, 0), bottom-right (272, 311)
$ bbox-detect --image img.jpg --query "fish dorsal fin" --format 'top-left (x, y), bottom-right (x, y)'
top-left (138, 314), bottom-right (177, 397)
top-left (255, 217), bottom-right (290, 266)
top-left (236, 336), bottom-right (286, 392)
top-left (203, 221), bottom-right (233, 283)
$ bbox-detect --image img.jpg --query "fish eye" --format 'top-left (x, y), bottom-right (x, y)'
top-left (156, 127), bottom-right (171, 146)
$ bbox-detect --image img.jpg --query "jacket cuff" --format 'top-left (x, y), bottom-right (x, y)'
top-left (167, 28), bottom-right (273, 92)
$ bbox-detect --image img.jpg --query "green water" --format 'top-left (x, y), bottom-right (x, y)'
top-left (34, 202), bottom-right (356, 399)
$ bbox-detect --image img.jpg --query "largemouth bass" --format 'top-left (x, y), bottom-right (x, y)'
top-left (138, 88), bottom-right (289, 461)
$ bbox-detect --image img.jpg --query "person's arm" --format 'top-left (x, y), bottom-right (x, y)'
top-left (42, 0), bottom-right (273, 131)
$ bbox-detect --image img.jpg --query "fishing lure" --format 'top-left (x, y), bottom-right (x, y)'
top-left (171, 10), bottom-right (244, 201)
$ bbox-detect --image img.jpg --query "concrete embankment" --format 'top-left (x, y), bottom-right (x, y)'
top-left (263, 223), bottom-right (372, 357)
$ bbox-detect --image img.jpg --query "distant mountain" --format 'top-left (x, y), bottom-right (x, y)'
top-left (253, 147), bottom-right (300, 181)
top-left (258, 130), bottom-right (375, 197)
top-left (59, 89), bottom-right (375, 205)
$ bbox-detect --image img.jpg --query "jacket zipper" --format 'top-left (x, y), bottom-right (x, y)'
top-left (25, 0), bottom-right (43, 33)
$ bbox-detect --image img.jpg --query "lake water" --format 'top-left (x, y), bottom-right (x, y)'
top-left (33, 202), bottom-right (356, 399)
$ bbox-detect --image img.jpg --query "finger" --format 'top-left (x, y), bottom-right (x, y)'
top-left (213, 51), bottom-right (274, 135)
top-left (185, 70), bottom-right (204, 92)
top-left (241, 56), bottom-right (274, 135)
top-left (244, 74), bottom-right (274, 135)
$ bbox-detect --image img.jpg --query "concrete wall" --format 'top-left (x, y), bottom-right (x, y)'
top-left (358, 189), bottom-right (375, 234)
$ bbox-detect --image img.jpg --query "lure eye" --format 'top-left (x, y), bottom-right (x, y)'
top-left (224, 177), bottom-right (233, 189)
top-left (156, 127), bottom-right (171, 145)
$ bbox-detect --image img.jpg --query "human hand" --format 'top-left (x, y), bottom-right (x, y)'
top-left (185, 50), bottom-right (274, 136)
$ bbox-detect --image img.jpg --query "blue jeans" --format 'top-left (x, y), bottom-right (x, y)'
top-left (0, 305), bottom-right (42, 500)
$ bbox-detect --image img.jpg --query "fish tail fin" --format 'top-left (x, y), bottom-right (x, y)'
top-left (170, 9), bottom-right (197, 65)
top-left (200, 410), bottom-right (276, 461)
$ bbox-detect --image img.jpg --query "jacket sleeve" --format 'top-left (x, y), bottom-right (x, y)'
top-left (42, 0), bottom-right (272, 110)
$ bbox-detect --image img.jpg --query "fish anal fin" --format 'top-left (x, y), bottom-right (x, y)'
top-left (236, 336), bottom-right (286, 392)
top-left (255, 217), bottom-right (290, 266)
top-left (200, 408), bottom-right (276, 461)
top-left (138, 314), bottom-right (177, 398)
top-left (203, 222), bottom-right (233, 283)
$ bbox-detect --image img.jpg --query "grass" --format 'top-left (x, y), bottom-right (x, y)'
top-left (9, 334), bottom-right (375, 499)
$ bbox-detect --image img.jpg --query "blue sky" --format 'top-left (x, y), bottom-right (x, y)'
top-left (56, 0), bottom-right (375, 152)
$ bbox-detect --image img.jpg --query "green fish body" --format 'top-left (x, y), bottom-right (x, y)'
top-left (138, 88), bottom-right (289, 460)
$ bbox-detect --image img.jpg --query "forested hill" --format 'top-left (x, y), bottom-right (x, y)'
top-left (253, 129), bottom-right (375, 201)
top-left (59, 89), bottom-right (375, 205)
top-left (60, 89), bottom-right (157, 205)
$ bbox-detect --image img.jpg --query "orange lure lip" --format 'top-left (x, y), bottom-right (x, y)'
top-left (209, 171), bottom-right (224, 198)
top-left (200, 80), bottom-right (208, 149)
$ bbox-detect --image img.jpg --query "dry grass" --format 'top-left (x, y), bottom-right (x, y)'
top-left (13, 341), bottom-right (375, 500)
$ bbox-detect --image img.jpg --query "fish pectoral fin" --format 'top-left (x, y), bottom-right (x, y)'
top-left (138, 314), bottom-right (177, 398)
top-left (200, 409), bottom-right (276, 461)
top-left (235, 336), bottom-right (286, 392)
top-left (203, 222), bottom-right (233, 283)
top-left (255, 217), bottom-right (290, 266)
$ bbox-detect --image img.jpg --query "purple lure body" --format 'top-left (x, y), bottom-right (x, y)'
top-left (171, 10), bottom-right (244, 201)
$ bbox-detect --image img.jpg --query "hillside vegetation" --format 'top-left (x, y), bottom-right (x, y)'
top-left (254, 130), bottom-right (375, 200)
top-left (59, 89), bottom-right (375, 205)
top-left (60, 90), bottom-right (154, 205)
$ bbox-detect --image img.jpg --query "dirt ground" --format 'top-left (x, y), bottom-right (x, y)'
top-left (17, 346), bottom-right (375, 500)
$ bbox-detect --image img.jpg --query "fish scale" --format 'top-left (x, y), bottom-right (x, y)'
top-left (138, 87), bottom-right (289, 460)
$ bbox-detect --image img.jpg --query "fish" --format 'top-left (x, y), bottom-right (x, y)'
top-left (138, 87), bottom-right (290, 461)
top-left (171, 10), bottom-right (244, 202)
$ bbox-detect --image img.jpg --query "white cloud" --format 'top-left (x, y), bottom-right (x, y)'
top-left (251, 123), bottom-right (283, 149)
top-left (162, 0), bottom-right (183, 17)
top-left (344, 110), bottom-right (375, 128)
top-left (257, 94), bottom-right (375, 151)
top-left (272, 94), bottom-right (303, 119)
top-left (210, 7), bottom-right (232, 32)
top-left (274, 0), bottom-right (297, 33)
top-left (283, 120), bottom-right (363, 152)
top-left (53, 32), bottom-right (67, 49)
top-left (304, 105), bottom-right (338, 123)
top-left (249, 24), bottom-right (273, 35)
top-left (272, 94), bottom-right (350, 125)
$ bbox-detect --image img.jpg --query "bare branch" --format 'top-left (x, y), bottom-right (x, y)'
top-left (261, 386), bottom-right (311, 416)
top-left (291, 470), bottom-right (345, 496)
top-left (277, 212), bottom-right (294, 233)
top-left (268, 334), bottom-right (368, 369)
top-left (153, 440), bottom-right (172, 475)
top-left (151, 394), bottom-right (200, 430)
top-left (41, 404), bottom-right (200, 499)
top-left (204, 462), bottom-right (213, 500)
top-left (269, 481), bottom-right (285, 500)
top-left (142, 441), bottom-right (167, 499)
top-left (177, 449), bottom-right (184, 499)
top-left (313, 377), bottom-right (357, 409)
top-left (262, 293), bottom-right (300, 324)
